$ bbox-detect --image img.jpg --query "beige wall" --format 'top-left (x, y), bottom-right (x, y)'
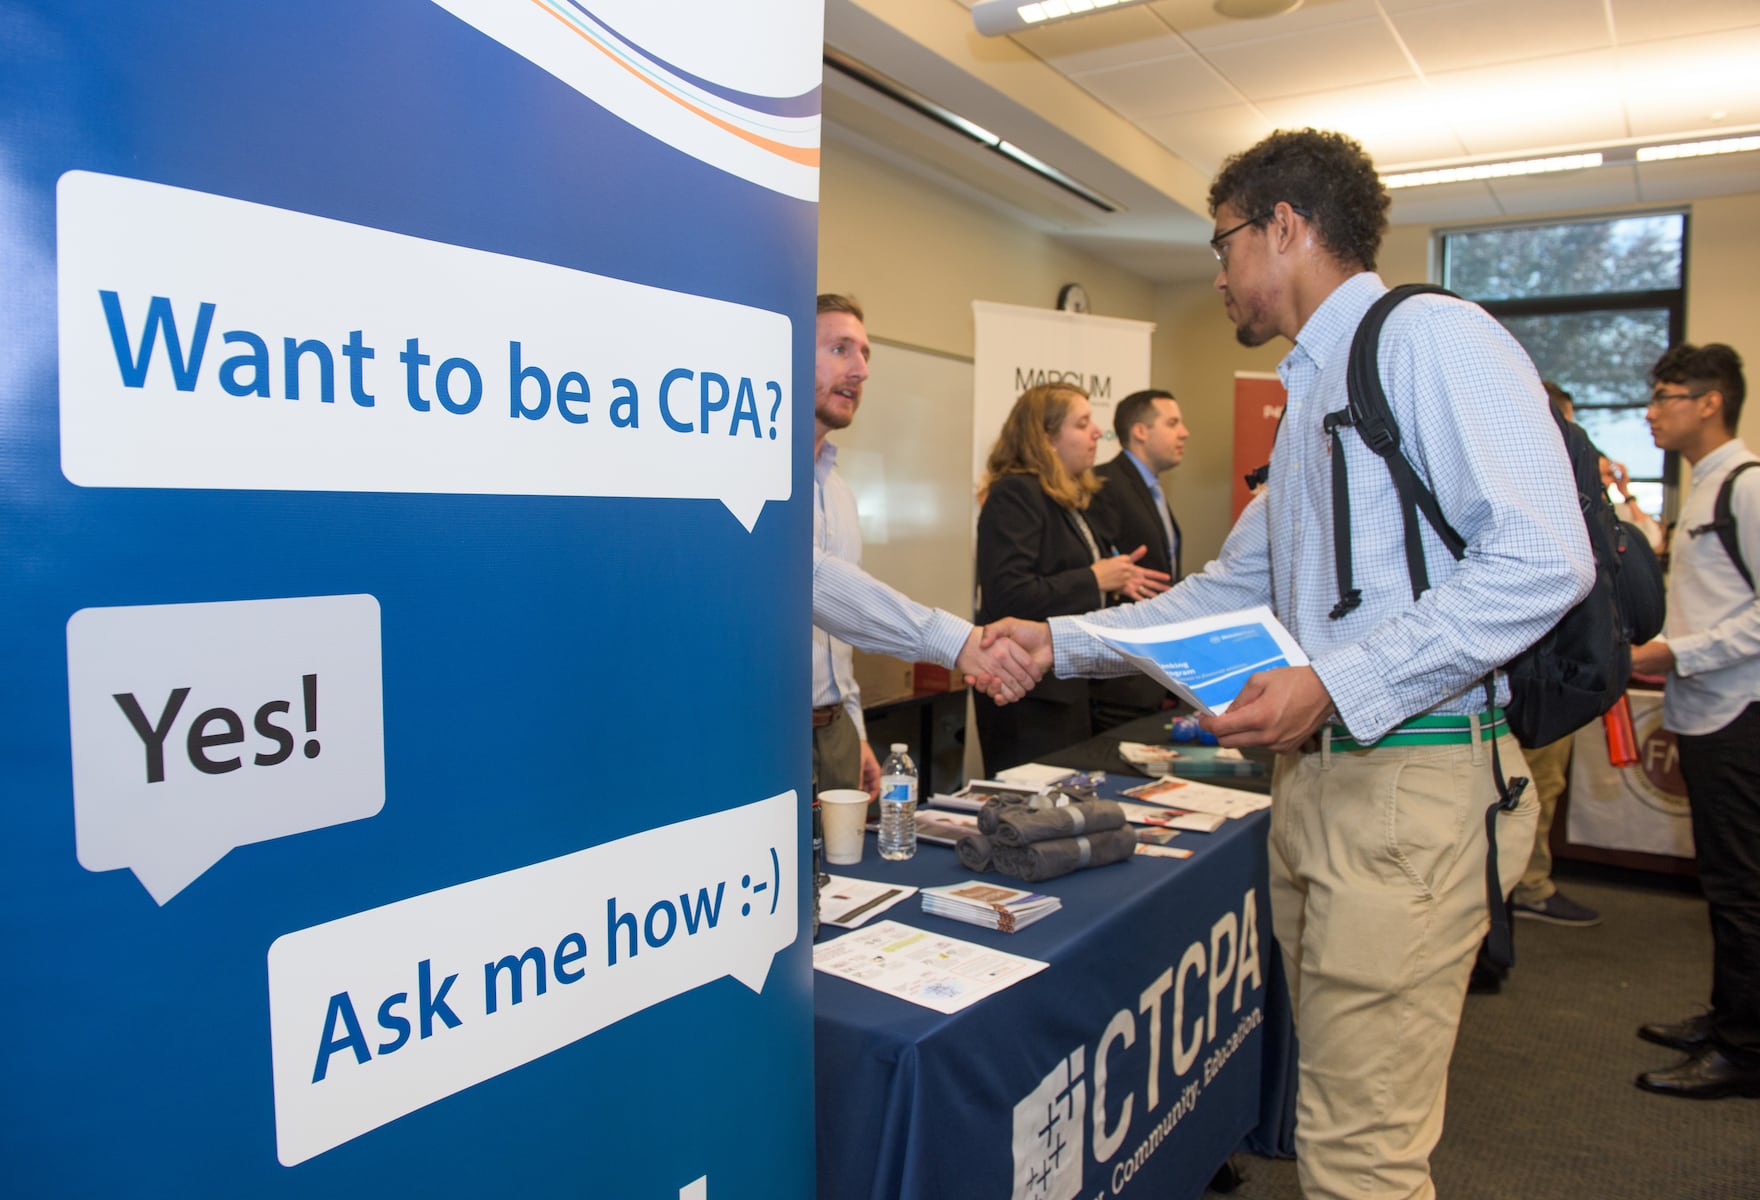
top-left (817, 138), bottom-right (1156, 356)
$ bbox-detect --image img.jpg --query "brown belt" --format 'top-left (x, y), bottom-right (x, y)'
top-left (812, 704), bottom-right (843, 728)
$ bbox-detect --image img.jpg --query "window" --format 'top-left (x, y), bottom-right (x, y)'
top-left (1442, 213), bottom-right (1686, 519)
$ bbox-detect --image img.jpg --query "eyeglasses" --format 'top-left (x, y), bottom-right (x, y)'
top-left (1210, 205), bottom-right (1311, 265)
top-left (1646, 389), bottom-right (1704, 410)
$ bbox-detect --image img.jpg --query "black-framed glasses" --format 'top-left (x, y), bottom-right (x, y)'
top-left (1210, 205), bottom-right (1311, 265)
top-left (1646, 388), bottom-right (1704, 409)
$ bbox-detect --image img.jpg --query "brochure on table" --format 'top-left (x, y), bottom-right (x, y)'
top-left (813, 920), bottom-right (1049, 1014)
top-left (820, 876), bottom-right (918, 929)
top-left (1072, 605), bottom-right (1307, 714)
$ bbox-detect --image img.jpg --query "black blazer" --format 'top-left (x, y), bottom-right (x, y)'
top-left (975, 473), bottom-right (1102, 707)
top-left (1091, 454), bottom-right (1182, 582)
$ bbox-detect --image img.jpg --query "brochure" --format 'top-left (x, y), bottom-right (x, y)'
top-left (1072, 605), bottom-right (1307, 715)
top-left (1122, 775), bottom-right (1270, 818)
top-left (930, 780), bottom-right (1043, 814)
top-left (812, 920), bottom-right (1049, 1013)
top-left (819, 875), bottom-right (919, 929)
top-left (913, 808), bottom-right (982, 846)
top-left (919, 880), bottom-right (1062, 933)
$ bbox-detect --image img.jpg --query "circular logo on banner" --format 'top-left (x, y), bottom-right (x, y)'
top-left (1626, 704), bottom-right (1688, 818)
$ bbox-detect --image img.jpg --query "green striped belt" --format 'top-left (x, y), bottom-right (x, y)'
top-left (1325, 708), bottom-right (1508, 751)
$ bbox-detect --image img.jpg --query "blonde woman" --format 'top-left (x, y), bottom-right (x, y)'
top-left (973, 384), bottom-right (1169, 772)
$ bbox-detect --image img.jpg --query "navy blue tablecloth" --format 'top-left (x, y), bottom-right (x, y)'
top-left (815, 762), bottom-right (1295, 1200)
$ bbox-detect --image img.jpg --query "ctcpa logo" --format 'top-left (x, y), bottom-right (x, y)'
top-left (1630, 702), bottom-right (1688, 818)
top-left (1009, 888), bottom-right (1263, 1200)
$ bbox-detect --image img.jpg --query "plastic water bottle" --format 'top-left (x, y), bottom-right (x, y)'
top-left (877, 742), bottom-right (918, 861)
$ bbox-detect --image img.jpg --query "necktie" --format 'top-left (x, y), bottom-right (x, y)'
top-left (1147, 475), bottom-right (1177, 565)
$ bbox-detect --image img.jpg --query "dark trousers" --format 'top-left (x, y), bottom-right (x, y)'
top-left (1677, 701), bottom-right (1760, 1065)
top-left (974, 688), bottom-right (1091, 776)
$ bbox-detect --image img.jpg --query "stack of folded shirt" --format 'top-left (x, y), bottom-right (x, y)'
top-left (955, 795), bottom-right (1136, 883)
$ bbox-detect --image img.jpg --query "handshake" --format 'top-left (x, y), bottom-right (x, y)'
top-left (957, 618), bottom-right (1052, 705)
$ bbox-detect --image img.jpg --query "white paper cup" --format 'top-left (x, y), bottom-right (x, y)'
top-left (818, 789), bottom-right (870, 865)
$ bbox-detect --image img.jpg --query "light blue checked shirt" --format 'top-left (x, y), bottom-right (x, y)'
top-left (1050, 272), bottom-right (1594, 744)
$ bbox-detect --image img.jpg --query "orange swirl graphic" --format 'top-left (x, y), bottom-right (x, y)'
top-left (534, 1), bottom-right (820, 168)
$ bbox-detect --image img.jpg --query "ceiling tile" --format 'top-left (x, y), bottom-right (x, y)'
top-left (1136, 104), bottom-right (1277, 176)
top-left (1618, 29), bottom-right (1760, 137)
top-left (1158, 0), bottom-right (1386, 49)
top-left (1255, 78), bottom-right (1468, 166)
top-left (1387, 180), bottom-right (1503, 227)
top-left (1199, 17), bottom-right (1413, 101)
top-left (1609, 0), bottom-right (1760, 43)
top-left (1071, 53), bottom-right (1244, 119)
top-left (1014, 7), bottom-right (1192, 76)
top-left (1419, 50), bottom-right (1628, 157)
top-left (1484, 163), bottom-right (1642, 215)
top-left (1391, 0), bottom-right (1610, 76)
top-left (1636, 154), bottom-right (1760, 205)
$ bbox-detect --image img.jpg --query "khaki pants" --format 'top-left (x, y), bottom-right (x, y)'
top-left (811, 713), bottom-right (860, 793)
top-left (1512, 734), bottom-right (1571, 905)
top-left (1271, 729), bottom-right (1536, 1199)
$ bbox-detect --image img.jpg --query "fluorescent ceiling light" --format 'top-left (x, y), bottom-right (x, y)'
top-left (974, 0), bottom-right (1140, 37)
top-left (1636, 135), bottom-right (1760, 162)
top-left (1383, 152), bottom-right (1603, 189)
top-left (822, 49), bottom-right (1119, 212)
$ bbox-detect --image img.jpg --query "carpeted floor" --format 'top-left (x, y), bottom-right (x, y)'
top-left (1207, 872), bottom-right (1760, 1199)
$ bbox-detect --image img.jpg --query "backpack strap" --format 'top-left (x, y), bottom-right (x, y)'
top-left (1326, 283), bottom-right (1465, 617)
top-left (1688, 460), bottom-right (1758, 591)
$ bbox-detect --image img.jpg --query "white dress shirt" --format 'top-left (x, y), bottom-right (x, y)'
top-left (1662, 437), bottom-right (1760, 735)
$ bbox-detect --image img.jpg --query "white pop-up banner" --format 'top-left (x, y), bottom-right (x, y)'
top-left (970, 301), bottom-right (1154, 490)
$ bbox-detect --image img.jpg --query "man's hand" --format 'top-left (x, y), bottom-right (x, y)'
top-left (859, 740), bottom-right (881, 800)
top-left (1630, 639), bottom-right (1675, 678)
top-left (980, 618), bottom-right (1054, 690)
top-left (958, 625), bottom-right (1045, 703)
top-left (1200, 665), bottom-right (1334, 754)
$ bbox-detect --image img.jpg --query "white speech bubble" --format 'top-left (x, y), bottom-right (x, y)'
top-left (56, 171), bottom-right (792, 531)
top-left (66, 595), bottom-right (385, 904)
top-left (266, 790), bottom-right (798, 1165)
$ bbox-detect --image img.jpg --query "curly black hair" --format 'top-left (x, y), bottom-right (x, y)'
top-left (1651, 342), bottom-right (1746, 432)
top-left (1207, 129), bottom-right (1389, 272)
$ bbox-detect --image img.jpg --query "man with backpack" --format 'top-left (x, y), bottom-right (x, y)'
top-left (1631, 343), bottom-right (1760, 1100)
top-left (984, 128), bottom-right (1593, 1197)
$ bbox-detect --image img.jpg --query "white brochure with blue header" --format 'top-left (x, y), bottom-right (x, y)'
top-left (1072, 605), bottom-right (1308, 715)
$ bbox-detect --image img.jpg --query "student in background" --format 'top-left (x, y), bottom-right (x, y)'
top-left (972, 383), bottom-right (1168, 773)
top-left (1631, 342), bottom-right (1760, 1100)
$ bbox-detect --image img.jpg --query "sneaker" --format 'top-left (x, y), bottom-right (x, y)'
top-left (1511, 891), bottom-right (1602, 927)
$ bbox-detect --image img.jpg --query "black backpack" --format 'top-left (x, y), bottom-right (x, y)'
top-left (1322, 283), bottom-right (1667, 968)
top-left (1685, 460), bottom-right (1758, 591)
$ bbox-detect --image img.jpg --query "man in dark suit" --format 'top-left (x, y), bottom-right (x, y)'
top-left (1088, 388), bottom-right (1190, 729)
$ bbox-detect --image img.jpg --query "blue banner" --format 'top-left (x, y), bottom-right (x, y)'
top-left (2, 2), bottom-right (820, 1194)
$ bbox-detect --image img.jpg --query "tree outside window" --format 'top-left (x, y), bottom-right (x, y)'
top-left (1442, 214), bottom-right (1686, 521)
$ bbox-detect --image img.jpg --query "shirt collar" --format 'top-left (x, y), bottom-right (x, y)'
top-left (1282, 270), bottom-right (1386, 378)
top-left (1691, 436), bottom-right (1748, 485)
top-left (814, 438), bottom-right (839, 481)
top-left (1121, 449), bottom-right (1161, 490)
